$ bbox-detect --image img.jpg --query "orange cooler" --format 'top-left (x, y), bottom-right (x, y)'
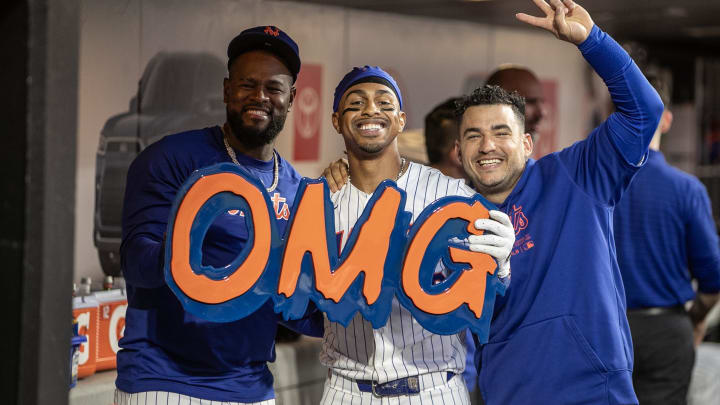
top-left (94, 289), bottom-right (127, 370)
top-left (72, 295), bottom-right (99, 378)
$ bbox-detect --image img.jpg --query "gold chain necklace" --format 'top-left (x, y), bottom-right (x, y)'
top-left (222, 130), bottom-right (279, 193)
top-left (348, 158), bottom-right (408, 186)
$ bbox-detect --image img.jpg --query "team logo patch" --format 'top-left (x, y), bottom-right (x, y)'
top-left (510, 204), bottom-right (534, 256)
top-left (512, 204), bottom-right (528, 235)
top-left (264, 26), bottom-right (280, 37)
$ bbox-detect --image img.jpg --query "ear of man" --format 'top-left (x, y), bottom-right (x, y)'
top-left (332, 111), bottom-right (341, 134)
top-left (522, 132), bottom-right (534, 158)
top-left (223, 78), bottom-right (230, 103)
top-left (660, 110), bottom-right (673, 134)
top-left (450, 143), bottom-right (462, 167)
top-left (398, 111), bottom-right (407, 132)
top-left (288, 87), bottom-right (297, 111)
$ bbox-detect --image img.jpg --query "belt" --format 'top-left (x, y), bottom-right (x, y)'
top-left (356, 372), bottom-right (455, 397)
top-left (627, 305), bottom-right (686, 316)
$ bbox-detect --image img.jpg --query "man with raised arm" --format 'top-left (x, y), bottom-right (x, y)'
top-left (454, 1), bottom-right (662, 403)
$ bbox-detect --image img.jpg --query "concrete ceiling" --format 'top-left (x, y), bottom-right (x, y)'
top-left (293, 0), bottom-right (720, 54)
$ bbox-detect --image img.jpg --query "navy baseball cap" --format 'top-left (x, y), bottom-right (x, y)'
top-left (227, 25), bottom-right (301, 82)
top-left (333, 66), bottom-right (403, 112)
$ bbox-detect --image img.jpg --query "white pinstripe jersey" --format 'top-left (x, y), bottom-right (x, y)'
top-left (320, 162), bottom-right (477, 383)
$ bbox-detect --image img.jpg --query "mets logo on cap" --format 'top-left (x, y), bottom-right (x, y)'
top-left (264, 26), bottom-right (280, 37)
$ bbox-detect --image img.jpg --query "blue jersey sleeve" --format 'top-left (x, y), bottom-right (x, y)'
top-left (120, 140), bottom-right (188, 289)
top-left (557, 25), bottom-right (664, 206)
top-left (686, 181), bottom-right (720, 293)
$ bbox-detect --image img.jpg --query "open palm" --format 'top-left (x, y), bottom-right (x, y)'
top-left (516, 0), bottom-right (594, 45)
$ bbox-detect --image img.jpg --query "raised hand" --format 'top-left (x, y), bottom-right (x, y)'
top-left (516, 0), bottom-right (594, 45)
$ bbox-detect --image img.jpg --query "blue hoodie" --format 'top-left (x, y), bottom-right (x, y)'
top-left (477, 26), bottom-right (664, 405)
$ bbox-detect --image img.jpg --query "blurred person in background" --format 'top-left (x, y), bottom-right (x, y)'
top-left (613, 67), bottom-right (720, 405)
top-left (424, 97), bottom-right (468, 181)
top-left (485, 65), bottom-right (546, 144)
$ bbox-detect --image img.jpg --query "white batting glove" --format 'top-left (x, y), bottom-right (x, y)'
top-left (468, 210), bottom-right (514, 278)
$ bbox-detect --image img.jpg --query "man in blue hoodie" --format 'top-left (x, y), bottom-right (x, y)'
top-left (455, 0), bottom-right (663, 403)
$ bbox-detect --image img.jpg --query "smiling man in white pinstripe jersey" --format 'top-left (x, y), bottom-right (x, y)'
top-left (318, 66), bottom-right (515, 405)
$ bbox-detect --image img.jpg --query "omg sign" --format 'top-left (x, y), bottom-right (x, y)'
top-left (164, 163), bottom-right (506, 341)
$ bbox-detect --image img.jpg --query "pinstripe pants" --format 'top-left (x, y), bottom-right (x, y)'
top-left (114, 389), bottom-right (275, 405)
top-left (319, 370), bottom-right (470, 405)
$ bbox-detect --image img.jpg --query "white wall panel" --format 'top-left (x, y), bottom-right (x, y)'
top-left (76, 0), bottom-right (142, 283)
top-left (138, 0), bottom-right (256, 66)
top-left (74, 0), bottom-right (595, 285)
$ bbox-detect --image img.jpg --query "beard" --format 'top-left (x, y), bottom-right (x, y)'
top-left (357, 142), bottom-right (384, 154)
top-left (226, 106), bottom-right (287, 149)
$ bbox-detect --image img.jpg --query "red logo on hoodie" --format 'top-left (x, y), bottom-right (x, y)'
top-left (512, 205), bottom-right (528, 235)
top-left (510, 205), bottom-right (534, 256)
